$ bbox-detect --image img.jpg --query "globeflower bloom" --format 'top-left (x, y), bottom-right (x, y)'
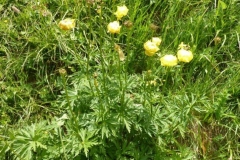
top-left (151, 37), bottom-right (162, 46)
top-left (144, 40), bottom-right (159, 56)
top-left (160, 55), bottom-right (178, 66)
top-left (177, 49), bottom-right (193, 63)
top-left (59, 18), bottom-right (76, 30)
top-left (107, 21), bottom-right (121, 34)
top-left (177, 42), bottom-right (193, 63)
top-left (114, 5), bottom-right (129, 20)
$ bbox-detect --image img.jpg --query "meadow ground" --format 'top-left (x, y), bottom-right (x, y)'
top-left (0, 0), bottom-right (240, 159)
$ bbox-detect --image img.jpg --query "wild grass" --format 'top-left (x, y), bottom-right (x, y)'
top-left (0, 0), bottom-right (240, 159)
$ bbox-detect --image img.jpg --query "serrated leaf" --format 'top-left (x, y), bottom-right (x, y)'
top-left (123, 118), bottom-right (131, 133)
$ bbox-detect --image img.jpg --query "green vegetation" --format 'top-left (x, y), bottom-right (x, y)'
top-left (0, 0), bottom-right (240, 159)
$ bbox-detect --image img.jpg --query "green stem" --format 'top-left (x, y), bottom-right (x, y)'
top-left (58, 126), bottom-right (67, 160)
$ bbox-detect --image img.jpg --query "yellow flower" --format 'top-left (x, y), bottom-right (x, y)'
top-left (151, 37), bottom-right (162, 46)
top-left (177, 49), bottom-right (193, 63)
top-left (144, 40), bottom-right (159, 56)
top-left (107, 21), bottom-right (121, 34)
top-left (114, 5), bottom-right (129, 20)
top-left (160, 55), bottom-right (178, 66)
top-left (59, 18), bottom-right (76, 30)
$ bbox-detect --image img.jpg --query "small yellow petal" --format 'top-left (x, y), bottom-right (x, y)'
top-left (151, 37), bottom-right (162, 46)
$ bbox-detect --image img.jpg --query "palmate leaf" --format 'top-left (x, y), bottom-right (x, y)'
top-left (11, 122), bottom-right (48, 160)
top-left (78, 129), bottom-right (98, 157)
top-left (12, 140), bottom-right (33, 160)
top-left (70, 129), bottom-right (99, 157)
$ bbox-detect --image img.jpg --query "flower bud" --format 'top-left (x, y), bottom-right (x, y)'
top-left (123, 20), bottom-right (133, 28)
top-left (214, 36), bottom-right (221, 45)
top-left (59, 68), bottom-right (67, 75)
top-left (149, 23), bottom-right (159, 31)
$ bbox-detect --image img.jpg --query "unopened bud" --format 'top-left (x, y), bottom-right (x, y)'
top-left (59, 68), bottom-right (67, 75)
